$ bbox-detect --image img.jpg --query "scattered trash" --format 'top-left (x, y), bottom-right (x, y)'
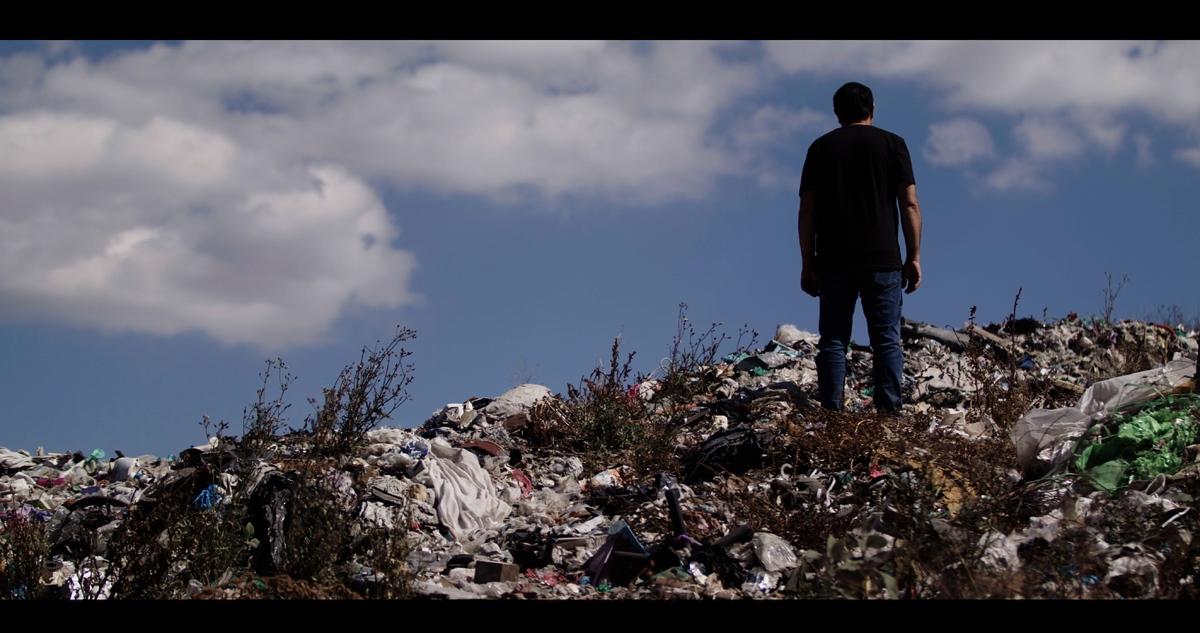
top-left (2, 317), bottom-right (1198, 599)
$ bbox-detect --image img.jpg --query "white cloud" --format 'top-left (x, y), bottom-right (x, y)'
top-left (1174, 146), bottom-right (1200, 169)
top-left (5, 40), bottom-right (1198, 346)
top-left (0, 40), bottom-right (772, 347)
top-left (923, 117), bottom-right (995, 166)
top-left (1133, 133), bottom-right (1156, 168)
top-left (979, 114), bottom-right (1119, 187)
top-left (764, 41), bottom-right (1200, 123)
top-left (38, 41), bottom-right (81, 59)
top-left (113, 117), bottom-right (236, 186)
top-left (0, 112), bottom-right (114, 175)
top-left (0, 126), bottom-right (418, 348)
top-left (728, 104), bottom-right (832, 187)
top-left (732, 105), bottom-right (831, 149)
top-left (0, 41), bottom-right (759, 204)
top-left (1072, 112), bottom-right (1126, 154)
top-left (1013, 116), bottom-right (1085, 160)
top-left (765, 40), bottom-right (1200, 188)
top-left (983, 158), bottom-right (1052, 193)
top-left (956, 117), bottom-right (1090, 192)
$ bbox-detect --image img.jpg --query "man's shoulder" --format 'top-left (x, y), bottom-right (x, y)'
top-left (806, 128), bottom-right (837, 150)
top-left (872, 126), bottom-right (908, 143)
top-left (849, 125), bottom-right (907, 143)
top-left (806, 127), bottom-right (853, 155)
top-left (854, 126), bottom-right (913, 159)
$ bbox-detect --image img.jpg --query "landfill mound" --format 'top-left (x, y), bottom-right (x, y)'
top-left (3, 314), bottom-right (1200, 600)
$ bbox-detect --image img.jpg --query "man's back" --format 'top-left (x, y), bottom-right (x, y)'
top-left (799, 124), bottom-right (914, 272)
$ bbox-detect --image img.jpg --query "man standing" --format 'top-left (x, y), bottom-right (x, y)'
top-left (798, 82), bottom-right (923, 413)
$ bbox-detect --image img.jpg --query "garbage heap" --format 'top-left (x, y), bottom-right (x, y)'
top-left (2, 316), bottom-right (1199, 600)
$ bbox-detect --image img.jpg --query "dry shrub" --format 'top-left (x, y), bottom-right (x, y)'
top-left (753, 410), bottom-right (881, 553)
top-left (526, 306), bottom-right (757, 480)
top-left (526, 337), bottom-right (646, 463)
top-left (279, 462), bottom-right (350, 585)
top-left (768, 395), bottom-right (1059, 598)
top-left (79, 327), bottom-right (419, 600)
top-left (240, 359), bottom-right (293, 457)
top-left (1110, 321), bottom-right (1174, 376)
top-left (194, 572), bottom-right (362, 599)
top-left (306, 327), bottom-right (416, 459)
top-left (657, 302), bottom-right (757, 406)
top-left (360, 527), bottom-right (414, 599)
top-left (0, 511), bottom-right (51, 600)
top-left (99, 474), bottom-right (252, 599)
top-left (964, 344), bottom-right (1042, 431)
top-left (779, 408), bottom-right (888, 473)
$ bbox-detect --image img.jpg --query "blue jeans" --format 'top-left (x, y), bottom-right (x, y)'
top-left (815, 268), bottom-right (904, 412)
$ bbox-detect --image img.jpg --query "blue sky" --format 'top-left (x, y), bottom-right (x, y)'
top-left (1, 40), bottom-right (1197, 458)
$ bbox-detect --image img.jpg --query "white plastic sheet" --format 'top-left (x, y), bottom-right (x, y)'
top-left (1011, 358), bottom-right (1195, 473)
top-left (0, 447), bottom-right (34, 471)
top-left (484, 384), bottom-right (552, 421)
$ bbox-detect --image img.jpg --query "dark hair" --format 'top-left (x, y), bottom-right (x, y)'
top-left (833, 82), bottom-right (874, 123)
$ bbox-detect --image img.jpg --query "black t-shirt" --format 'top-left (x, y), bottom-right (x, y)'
top-left (799, 124), bottom-right (915, 271)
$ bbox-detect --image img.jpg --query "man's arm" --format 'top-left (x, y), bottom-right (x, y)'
top-left (798, 190), bottom-right (818, 297)
top-left (897, 183), bottom-right (922, 293)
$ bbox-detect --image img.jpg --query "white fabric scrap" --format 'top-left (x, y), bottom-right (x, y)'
top-left (423, 438), bottom-right (512, 540)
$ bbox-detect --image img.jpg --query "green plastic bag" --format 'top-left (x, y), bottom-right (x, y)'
top-left (1074, 396), bottom-right (1200, 491)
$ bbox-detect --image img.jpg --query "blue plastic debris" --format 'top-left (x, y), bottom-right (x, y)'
top-left (193, 484), bottom-right (223, 510)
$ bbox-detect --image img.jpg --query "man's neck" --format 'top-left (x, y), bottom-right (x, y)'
top-left (840, 115), bottom-right (873, 127)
